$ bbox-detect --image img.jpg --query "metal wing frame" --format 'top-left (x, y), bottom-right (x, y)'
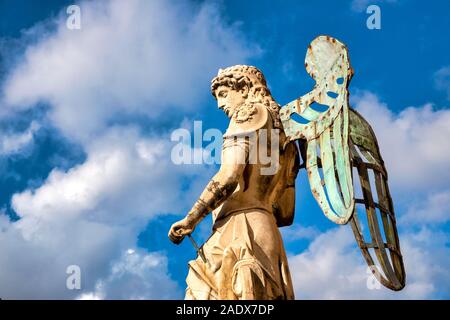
top-left (349, 108), bottom-right (405, 290)
top-left (280, 35), bottom-right (406, 291)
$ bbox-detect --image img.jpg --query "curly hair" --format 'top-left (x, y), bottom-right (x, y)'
top-left (210, 65), bottom-right (281, 127)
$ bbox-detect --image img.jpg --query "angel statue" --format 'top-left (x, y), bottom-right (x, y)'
top-left (168, 35), bottom-right (406, 300)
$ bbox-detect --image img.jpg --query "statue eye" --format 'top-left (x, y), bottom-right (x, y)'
top-left (219, 91), bottom-right (227, 98)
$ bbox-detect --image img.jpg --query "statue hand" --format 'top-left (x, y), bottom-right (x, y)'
top-left (168, 218), bottom-right (195, 244)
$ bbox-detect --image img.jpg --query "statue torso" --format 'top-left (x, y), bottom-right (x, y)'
top-left (212, 103), bottom-right (299, 226)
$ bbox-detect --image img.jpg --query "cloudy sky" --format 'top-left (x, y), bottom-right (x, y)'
top-left (0, 0), bottom-right (449, 299)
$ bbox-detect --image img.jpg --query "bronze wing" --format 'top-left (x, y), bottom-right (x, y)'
top-left (280, 35), bottom-right (405, 290)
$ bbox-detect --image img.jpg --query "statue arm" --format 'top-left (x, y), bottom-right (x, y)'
top-left (185, 139), bottom-right (247, 226)
top-left (168, 137), bottom-right (248, 244)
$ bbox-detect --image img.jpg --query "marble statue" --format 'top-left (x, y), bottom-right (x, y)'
top-left (168, 35), bottom-right (406, 300)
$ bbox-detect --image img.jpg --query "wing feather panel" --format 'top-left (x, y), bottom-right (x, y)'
top-left (280, 35), bottom-right (406, 290)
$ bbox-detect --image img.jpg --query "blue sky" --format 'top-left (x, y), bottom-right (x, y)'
top-left (0, 0), bottom-right (449, 299)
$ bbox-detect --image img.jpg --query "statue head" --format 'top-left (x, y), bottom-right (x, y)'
top-left (211, 65), bottom-right (279, 119)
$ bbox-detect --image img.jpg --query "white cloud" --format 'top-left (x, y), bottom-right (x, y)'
top-left (2, 0), bottom-right (255, 144)
top-left (289, 226), bottom-right (450, 299)
top-left (11, 128), bottom-right (208, 232)
top-left (352, 91), bottom-right (450, 192)
top-left (0, 0), bottom-right (254, 299)
top-left (400, 189), bottom-right (450, 225)
top-left (0, 128), bottom-right (212, 299)
top-left (289, 227), bottom-right (367, 299)
top-left (434, 66), bottom-right (450, 100)
top-left (0, 121), bottom-right (39, 155)
top-left (281, 225), bottom-right (320, 241)
top-left (79, 249), bottom-right (180, 300)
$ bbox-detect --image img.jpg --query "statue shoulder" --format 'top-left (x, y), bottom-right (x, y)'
top-left (224, 103), bottom-right (269, 137)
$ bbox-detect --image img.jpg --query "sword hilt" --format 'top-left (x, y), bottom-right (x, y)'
top-left (188, 234), bottom-right (207, 264)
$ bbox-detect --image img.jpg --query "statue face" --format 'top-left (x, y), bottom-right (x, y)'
top-left (215, 85), bottom-right (247, 118)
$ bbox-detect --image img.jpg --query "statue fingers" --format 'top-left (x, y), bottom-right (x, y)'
top-left (178, 227), bottom-right (194, 236)
top-left (168, 224), bottom-right (184, 244)
top-left (168, 229), bottom-right (185, 244)
top-left (168, 219), bottom-right (194, 244)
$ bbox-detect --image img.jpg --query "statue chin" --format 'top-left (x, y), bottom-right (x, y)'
top-left (223, 106), bottom-right (234, 118)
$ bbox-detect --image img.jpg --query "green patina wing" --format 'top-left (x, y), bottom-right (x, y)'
top-left (280, 35), bottom-right (405, 291)
top-left (280, 35), bottom-right (355, 225)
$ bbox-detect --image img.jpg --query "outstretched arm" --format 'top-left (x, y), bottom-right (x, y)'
top-left (168, 139), bottom-right (247, 244)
